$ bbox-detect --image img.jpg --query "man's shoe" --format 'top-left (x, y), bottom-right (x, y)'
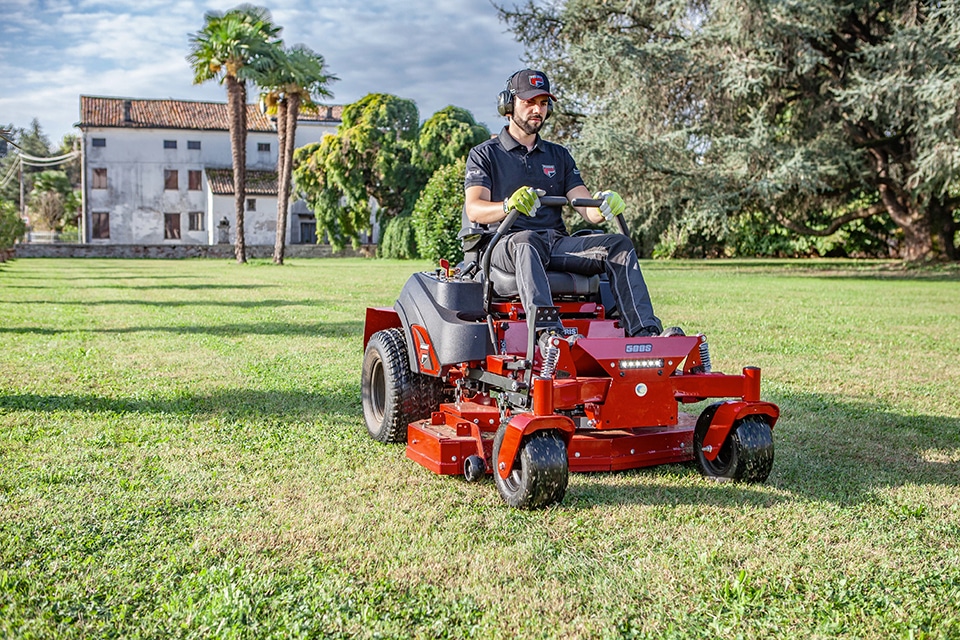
top-left (632, 325), bottom-right (661, 338)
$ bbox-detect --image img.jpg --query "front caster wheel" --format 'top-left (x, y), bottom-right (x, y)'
top-left (492, 426), bottom-right (568, 509)
top-left (694, 407), bottom-right (774, 483)
top-left (463, 455), bottom-right (486, 482)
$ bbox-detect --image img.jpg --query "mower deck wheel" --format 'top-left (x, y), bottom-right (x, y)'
top-left (492, 425), bottom-right (569, 509)
top-left (694, 406), bottom-right (774, 483)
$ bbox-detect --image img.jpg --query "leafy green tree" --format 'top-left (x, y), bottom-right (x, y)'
top-left (28, 170), bottom-right (79, 231)
top-left (252, 43), bottom-right (337, 264)
top-left (293, 93), bottom-right (423, 250)
top-left (417, 106), bottom-right (490, 175)
top-left (294, 100), bottom-right (487, 254)
top-left (55, 134), bottom-right (82, 188)
top-left (499, 0), bottom-right (960, 261)
top-left (0, 120), bottom-right (53, 208)
top-left (188, 4), bottom-right (281, 263)
top-left (412, 158), bottom-right (468, 263)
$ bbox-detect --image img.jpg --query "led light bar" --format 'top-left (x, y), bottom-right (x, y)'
top-left (618, 358), bottom-right (664, 370)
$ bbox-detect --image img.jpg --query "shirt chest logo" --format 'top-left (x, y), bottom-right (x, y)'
top-left (542, 165), bottom-right (556, 178)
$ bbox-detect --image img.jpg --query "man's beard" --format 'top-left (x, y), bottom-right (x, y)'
top-left (512, 111), bottom-right (543, 135)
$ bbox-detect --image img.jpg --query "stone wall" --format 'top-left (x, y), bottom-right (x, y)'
top-left (13, 243), bottom-right (377, 259)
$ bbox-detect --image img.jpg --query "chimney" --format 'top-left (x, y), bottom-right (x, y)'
top-left (123, 100), bottom-right (133, 123)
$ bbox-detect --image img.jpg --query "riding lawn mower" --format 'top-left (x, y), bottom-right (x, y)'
top-left (361, 197), bottom-right (779, 508)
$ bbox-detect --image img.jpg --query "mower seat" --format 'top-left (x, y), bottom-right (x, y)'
top-left (489, 265), bottom-right (599, 298)
top-left (461, 224), bottom-right (601, 300)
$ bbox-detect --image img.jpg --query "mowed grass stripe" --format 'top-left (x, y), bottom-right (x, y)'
top-left (1, 257), bottom-right (958, 639)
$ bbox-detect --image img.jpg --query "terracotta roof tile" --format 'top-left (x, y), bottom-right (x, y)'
top-left (205, 169), bottom-right (278, 196)
top-left (78, 96), bottom-right (342, 132)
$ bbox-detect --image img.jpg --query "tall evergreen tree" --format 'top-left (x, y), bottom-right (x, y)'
top-left (500, 0), bottom-right (960, 260)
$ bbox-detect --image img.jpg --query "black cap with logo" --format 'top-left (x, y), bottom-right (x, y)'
top-left (508, 69), bottom-right (558, 101)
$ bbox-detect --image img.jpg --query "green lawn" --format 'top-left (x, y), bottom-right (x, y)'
top-left (1, 257), bottom-right (958, 639)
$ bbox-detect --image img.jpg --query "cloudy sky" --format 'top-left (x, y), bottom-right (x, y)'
top-left (1, 0), bottom-right (530, 146)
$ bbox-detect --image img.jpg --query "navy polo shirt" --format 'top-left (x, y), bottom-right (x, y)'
top-left (464, 126), bottom-right (585, 234)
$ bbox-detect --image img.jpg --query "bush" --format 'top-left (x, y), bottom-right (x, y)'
top-left (0, 200), bottom-right (27, 251)
top-left (411, 158), bottom-right (466, 264)
top-left (652, 209), bottom-right (900, 259)
top-left (378, 214), bottom-right (418, 259)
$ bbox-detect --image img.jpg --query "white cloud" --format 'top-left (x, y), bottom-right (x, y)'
top-left (1, 0), bottom-right (527, 143)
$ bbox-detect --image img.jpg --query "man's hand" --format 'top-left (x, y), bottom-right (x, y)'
top-left (504, 186), bottom-right (545, 217)
top-left (594, 190), bottom-right (626, 221)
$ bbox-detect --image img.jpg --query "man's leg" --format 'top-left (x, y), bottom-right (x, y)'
top-left (550, 233), bottom-right (661, 336)
top-left (489, 229), bottom-right (554, 315)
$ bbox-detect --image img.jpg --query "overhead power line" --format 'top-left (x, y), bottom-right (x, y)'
top-left (19, 150), bottom-right (80, 166)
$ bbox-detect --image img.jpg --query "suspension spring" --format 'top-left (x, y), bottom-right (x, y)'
top-left (540, 341), bottom-right (560, 379)
top-left (698, 337), bottom-right (712, 373)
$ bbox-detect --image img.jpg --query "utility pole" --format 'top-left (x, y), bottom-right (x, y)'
top-left (19, 156), bottom-right (25, 219)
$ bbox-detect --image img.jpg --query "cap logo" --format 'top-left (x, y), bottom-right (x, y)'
top-left (543, 165), bottom-right (556, 178)
top-left (529, 75), bottom-right (545, 88)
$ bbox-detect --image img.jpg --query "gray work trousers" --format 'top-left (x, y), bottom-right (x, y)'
top-left (489, 229), bottom-right (661, 336)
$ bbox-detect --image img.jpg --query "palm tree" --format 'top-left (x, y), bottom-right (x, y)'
top-left (255, 44), bottom-right (337, 264)
top-left (188, 5), bottom-right (281, 264)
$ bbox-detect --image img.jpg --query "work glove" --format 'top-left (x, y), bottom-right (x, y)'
top-left (504, 186), bottom-right (545, 217)
top-left (594, 190), bottom-right (626, 221)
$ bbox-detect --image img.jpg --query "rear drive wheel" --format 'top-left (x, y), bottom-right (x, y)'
top-left (492, 424), bottom-right (568, 509)
top-left (694, 406), bottom-right (774, 482)
top-left (361, 328), bottom-right (422, 443)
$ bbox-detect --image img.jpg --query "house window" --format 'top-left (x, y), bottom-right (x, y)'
top-left (257, 142), bottom-right (270, 152)
top-left (188, 211), bottom-right (204, 231)
top-left (92, 138), bottom-right (106, 147)
top-left (163, 140), bottom-right (177, 149)
top-left (92, 168), bottom-right (107, 189)
top-left (246, 198), bottom-right (256, 211)
top-left (187, 140), bottom-right (201, 150)
top-left (92, 212), bottom-right (110, 239)
top-left (300, 220), bottom-right (316, 244)
top-left (164, 213), bottom-right (181, 239)
top-left (188, 170), bottom-right (202, 191)
top-left (164, 170), bottom-right (178, 190)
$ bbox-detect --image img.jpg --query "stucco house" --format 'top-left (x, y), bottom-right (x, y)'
top-left (76, 96), bottom-right (343, 246)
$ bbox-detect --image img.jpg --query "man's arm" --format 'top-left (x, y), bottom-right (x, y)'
top-left (464, 185), bottom-right (509, 225)
top-left (569, 185), bottom-right (606, 225)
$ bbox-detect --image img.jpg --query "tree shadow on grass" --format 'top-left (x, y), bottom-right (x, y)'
top-left (562, 391), bottom-right (960, 509)
top-left (657, 260), bottom-right (960, 281)
top-left (1, 283), bottom-right (274, 291)
top-left (5, 273), bottom-right (203, 281)
top-left (0, 385), bottom-right (361, 422)
top-left (0, 320), bottom-right (363, 338)
top-left (0, 298), bottom-right (329, 309)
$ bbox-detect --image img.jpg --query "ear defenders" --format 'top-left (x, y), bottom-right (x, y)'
top-left (497, 73), bottom-right (554, 120)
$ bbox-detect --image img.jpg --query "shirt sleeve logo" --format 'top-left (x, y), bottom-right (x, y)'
top-left (542, 165), bottom-right (556, 178)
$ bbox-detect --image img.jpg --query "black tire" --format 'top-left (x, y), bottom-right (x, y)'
top-left (492, 424), bottom-right (569, 509)
top-left (694, 407), bottom-right (774, 483)
top-left (361, 328), bottom-right (428, 443)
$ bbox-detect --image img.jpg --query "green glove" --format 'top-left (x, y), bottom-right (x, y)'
top-left (504, 186), bottom-right (545, 217)
top-left (594, 190), bottom-right (625, 221)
